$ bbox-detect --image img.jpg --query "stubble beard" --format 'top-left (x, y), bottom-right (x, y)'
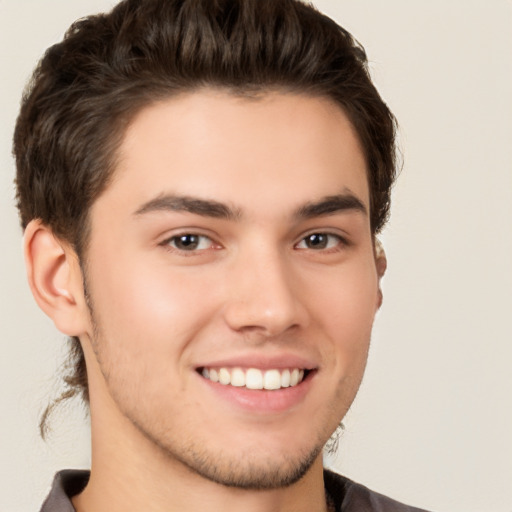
top-left (145, 428), bottom-right (326, 490)
top-left (83, 277), bottom-right (345, 492)
top-left (90, 324), bottom-right (332, 491)
top-left (101, 366), bottom-right (339, 491)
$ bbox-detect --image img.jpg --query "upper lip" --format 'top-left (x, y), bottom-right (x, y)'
top-left (195, 353), bottom-right (317, 371)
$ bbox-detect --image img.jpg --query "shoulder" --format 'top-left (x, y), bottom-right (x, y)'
top-left (39, 470), bottom-right (89, 512)
top-left (324, 470), bottom-right (433, 512)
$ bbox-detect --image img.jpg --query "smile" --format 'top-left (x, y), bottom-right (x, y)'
top-left (200, 367), bottom-right (307, 390)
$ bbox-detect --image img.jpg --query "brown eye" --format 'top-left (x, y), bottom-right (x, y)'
top-left (167, 234), bottom-right (213, 251)
top-left (304, 233), bottom-right (328, 249)
top-left (295, 233), bottom-right (344, 251)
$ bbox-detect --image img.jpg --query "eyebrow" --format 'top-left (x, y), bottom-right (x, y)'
top-left (293, 193), bottom-right (367, 219)
top-left (134, 194), bottom-right (241, 220)
top-left (133, 191), bottom-right (367, 221)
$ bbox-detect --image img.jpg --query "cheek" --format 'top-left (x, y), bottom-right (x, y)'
top-left (308, 262), bottom-right (378, 361)
top-left (87, 254), bottom-right (223, 355)
top-left (85, 259), bottom-right (225, 406)
top-left (311, 261), bottom-right (378, 327)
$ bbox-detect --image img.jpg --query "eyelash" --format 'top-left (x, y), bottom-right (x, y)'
top-left (160, 231), bottom-right (349, 255)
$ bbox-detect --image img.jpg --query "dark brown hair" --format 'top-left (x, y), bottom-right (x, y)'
top-left (13, 0), bottom-right (397, 435)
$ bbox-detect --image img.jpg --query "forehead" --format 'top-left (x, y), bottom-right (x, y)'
top-left (98, 89), bottom-right (369, 218)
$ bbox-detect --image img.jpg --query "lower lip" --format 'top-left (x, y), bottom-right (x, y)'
top-left (198, 371), bottom-right (315, 414)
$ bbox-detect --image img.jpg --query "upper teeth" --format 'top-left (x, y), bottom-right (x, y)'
top-left (201, 367), bottom-right (305, 390)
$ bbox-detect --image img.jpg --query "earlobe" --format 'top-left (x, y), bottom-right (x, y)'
top-left (24, 220), bottom-right (89, 336)
top-left (374, 239), bottom-right (387, 310)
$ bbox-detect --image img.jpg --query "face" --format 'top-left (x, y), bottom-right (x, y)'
top-left (80, 90), bottom-right (382, 489)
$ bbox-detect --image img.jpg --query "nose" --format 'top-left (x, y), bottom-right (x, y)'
top-left (222, 248), bottom-right (308, 339)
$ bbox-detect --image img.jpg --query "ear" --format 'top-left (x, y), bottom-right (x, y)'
top-left (24, 220), bottom-right (90, 336)
top-left (374, 239), bottom-right (387, 310)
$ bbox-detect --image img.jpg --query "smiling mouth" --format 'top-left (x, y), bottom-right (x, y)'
top-left (199, 367), bottom-right (310, 391)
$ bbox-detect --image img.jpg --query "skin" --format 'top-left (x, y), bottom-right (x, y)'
top-left (25, 90), bottom-right (386, 512)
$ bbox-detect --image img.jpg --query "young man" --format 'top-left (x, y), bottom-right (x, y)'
top-left (14, 0), bottom-right (430, 510)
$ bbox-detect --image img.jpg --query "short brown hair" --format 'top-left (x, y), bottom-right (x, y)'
top-left (13, 0), bottom-right (398, 433)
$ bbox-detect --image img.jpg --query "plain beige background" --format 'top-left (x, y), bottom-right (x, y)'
top-left (1, 1), bottom-right (511, 511)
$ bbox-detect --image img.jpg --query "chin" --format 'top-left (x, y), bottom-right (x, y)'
top-left (174, 442), bottom-right (324, 490)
